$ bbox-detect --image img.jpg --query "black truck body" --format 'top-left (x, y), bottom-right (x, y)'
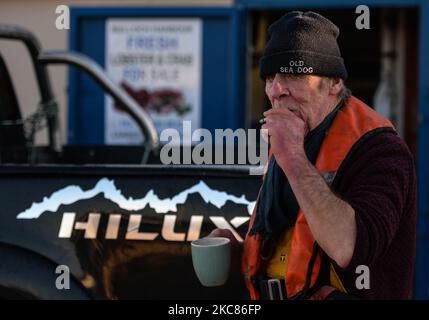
top-left (0, 24), bottom-right (261, 299)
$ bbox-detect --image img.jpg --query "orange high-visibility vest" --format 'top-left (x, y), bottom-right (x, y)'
top-left (242, 96), bottom-right (395, 299)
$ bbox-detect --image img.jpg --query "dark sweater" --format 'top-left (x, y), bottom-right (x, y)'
top-left (333, 131), bottom-right (417, 299)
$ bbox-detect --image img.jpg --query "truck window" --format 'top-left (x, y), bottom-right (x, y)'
top-left (0, 53), bottom-right (26, 147)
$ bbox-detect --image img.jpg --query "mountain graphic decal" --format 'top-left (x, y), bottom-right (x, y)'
top-left (16, 178), bottom-right (257, 219)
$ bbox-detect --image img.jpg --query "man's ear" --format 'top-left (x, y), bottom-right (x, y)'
top-left (329, 78), bottom-right (343, 96)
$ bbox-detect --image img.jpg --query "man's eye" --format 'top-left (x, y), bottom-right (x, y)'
top-left (290, 74), bottom-right (306, 81)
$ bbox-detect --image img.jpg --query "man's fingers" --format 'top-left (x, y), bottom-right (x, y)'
top-left (263, 107), bottom-right (294, 117)
top-left (263, 109), bottom-right (297, 124)
top-left (264, 107), bottom-right (306, 125)
top-left (208, 228), bottom-right (233, 239)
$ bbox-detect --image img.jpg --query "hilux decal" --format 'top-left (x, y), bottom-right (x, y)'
top-left (15, 178), bottom-right (257, 242)
top-left (16, 178), bottom-right (256, 219)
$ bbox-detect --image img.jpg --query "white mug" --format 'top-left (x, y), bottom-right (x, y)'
top-left (191, 237), bottom-right (231, 287)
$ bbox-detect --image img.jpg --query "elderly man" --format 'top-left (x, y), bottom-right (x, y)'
top-left (210, 11), bottom-right (416, 300)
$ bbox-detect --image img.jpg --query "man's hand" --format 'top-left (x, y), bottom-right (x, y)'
top-left (262, 107), bottom-right (309, 170)
top-left (208, 228), bottom-right (241, 252)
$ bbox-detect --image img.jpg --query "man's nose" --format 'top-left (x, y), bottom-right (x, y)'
top-left (270, 74), bottom-right (290, 99)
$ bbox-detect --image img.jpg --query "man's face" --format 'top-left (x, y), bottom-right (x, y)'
top-left (264, 73), bottom-right (334, 132)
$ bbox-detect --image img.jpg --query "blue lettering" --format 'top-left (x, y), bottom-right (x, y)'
top-left (126, 36), bottom-right (178, 50)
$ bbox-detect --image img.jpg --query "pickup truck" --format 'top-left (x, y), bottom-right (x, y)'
top-left (0, 24), bottom-right (261, 299)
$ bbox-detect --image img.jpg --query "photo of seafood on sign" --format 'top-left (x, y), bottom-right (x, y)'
top-left (105, 18), bottom-right (202, 144)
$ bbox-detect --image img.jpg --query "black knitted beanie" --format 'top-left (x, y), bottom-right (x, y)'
top-left (260, 11), bottom-right (348, 80)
